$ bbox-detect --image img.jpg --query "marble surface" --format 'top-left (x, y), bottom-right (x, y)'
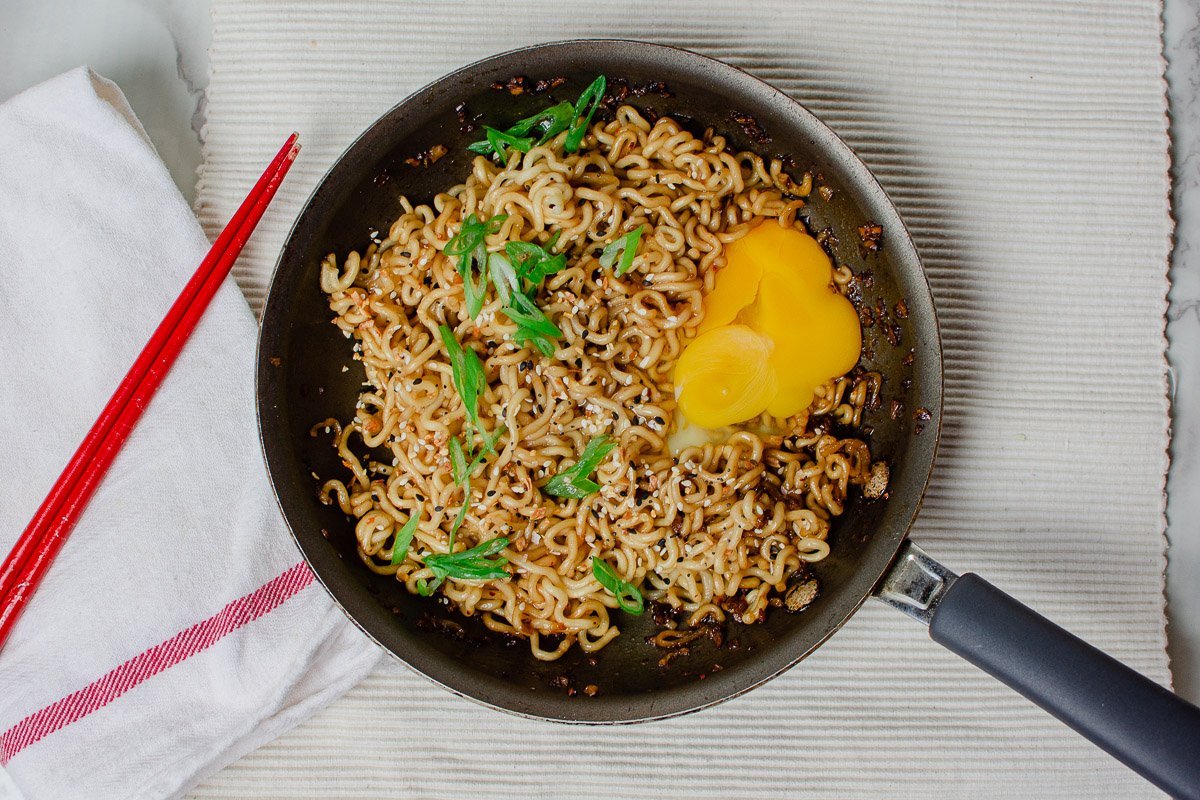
top-left (0, 0), bottom-right (1196, 710)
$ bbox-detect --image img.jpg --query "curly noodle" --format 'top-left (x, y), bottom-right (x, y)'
top-left (317, 106), bottom-right (877, 660)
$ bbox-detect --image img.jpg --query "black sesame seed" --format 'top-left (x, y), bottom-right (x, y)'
top-left (434, 505), bottom-right (444, 512)
top-left (486, 490), bottom-right (496, 497)
top-left (654, 416), bottom-right (665, 425)
top-left (520, 360), bottom-right (533, 371)
top-left (413, 378), bottom-right (423, 385)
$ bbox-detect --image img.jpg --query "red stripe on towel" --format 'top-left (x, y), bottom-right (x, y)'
top-left (0, 561), bottom-right (314, 764)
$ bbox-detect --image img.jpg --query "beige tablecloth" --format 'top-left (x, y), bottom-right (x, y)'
top-left (192, 2), bottom-right (1173, 797)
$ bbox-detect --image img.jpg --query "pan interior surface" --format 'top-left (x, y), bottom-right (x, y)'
top-left (257, 40), bottom-right (942, 723)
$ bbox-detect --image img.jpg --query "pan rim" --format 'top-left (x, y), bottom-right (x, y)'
top-left (255, 37), bottom-right (944, 724)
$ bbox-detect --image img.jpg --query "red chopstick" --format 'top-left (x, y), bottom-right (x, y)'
top-left (0, 133), bottom-right (300, 649)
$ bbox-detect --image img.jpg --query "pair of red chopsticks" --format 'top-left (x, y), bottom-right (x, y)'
top-left (0, 133), bottom-right (301, 651)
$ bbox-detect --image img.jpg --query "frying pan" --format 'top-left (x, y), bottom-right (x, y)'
top-left (255, 40), bottom-right (1200, 798)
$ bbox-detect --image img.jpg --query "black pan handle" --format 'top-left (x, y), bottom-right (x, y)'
top-left (876, 542), bottom-right (1200, 800)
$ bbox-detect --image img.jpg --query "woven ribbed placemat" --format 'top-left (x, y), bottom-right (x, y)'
top-left (192, 2), bottom-right (1172, 797)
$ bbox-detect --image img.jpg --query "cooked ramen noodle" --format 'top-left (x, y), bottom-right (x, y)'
top-left (317, 89), bottom-right (881, 661)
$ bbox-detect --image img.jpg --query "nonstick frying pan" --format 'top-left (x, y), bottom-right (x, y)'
top-left (255, 40), bottom-right (1200, 798)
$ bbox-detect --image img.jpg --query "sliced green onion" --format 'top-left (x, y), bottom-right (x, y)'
top-left (485, 127), bottom-right (534, 167)
top-left (503, 291), bottom-right (563, 357)
top-left (422, 536), bottom-right (510, 593)
top-left (508, 101), bottom-right (577, 142)
top-left (449, 436), bottom-right (468, 485)
top-left (461, 253), bottom-right (488, 318)
top-left (487, 251), bottom-right (521, 304)
top-left (475, 424), bottom-right (506, 457)
top-left (505, 238), bottom-right (567, 286)
top-left (447, 500), bottom-right (469, 553)
top-left (467, 76), bottom-right (606, 160)
top-left (390, 511), bottom-right (420, 566)
top-left (445, 213), bottom-right (507, 319)
top-left (592, 557), bottom-right (645, 615)
top-left (445, 213), bottom-right (505, 256)
top-left (446, 425), bottom-right (505, 553)
top-left (439, 325), bottom-right (486, 434)
top-left (564, 75), bottom-right (606, 153)
top-left (542, 435), bottom-right (616, 499)
top-left (468, 102), bottom-right (576, 158)
top-left (599, 225), bottom-right (645, 277)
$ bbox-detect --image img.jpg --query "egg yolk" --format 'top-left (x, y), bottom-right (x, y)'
top-left (675, 223), bottom-right (862, 429)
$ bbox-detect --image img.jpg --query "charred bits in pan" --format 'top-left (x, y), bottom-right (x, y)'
top-left (404, 144), bottom-right (448, 169)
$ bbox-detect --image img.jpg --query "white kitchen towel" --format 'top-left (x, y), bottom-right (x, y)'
top-left (0, 69), bottom-right (380, 800)
top-left (192, 2), bottom-right (1173, 798)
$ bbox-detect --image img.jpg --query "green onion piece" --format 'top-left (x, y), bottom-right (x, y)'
top-left (564, 75), bottom-right (606, 153)
top-left (443, 217), bottom-right (480, 257)
top-left (466, 76), bottom-right (606, 158)
top-left (461, 254), bottom-right (488, 318)
top-left (468, 102), bottom-right (576, 157)
top-left (592, 557), bottom-right (645, 615)
top-left (475, 424), bottom-right (506, 457)
top-left (390, 511), bottom-right (421, 566)
top-left (447, 425), bottom-right (506, 551)
top-left (505, 239), bottom-right (567, 286)
top-left (487, 251), bottom-right (521, 304)
top-left (444, 212), bottom-right (505, 256)
top-left (449, 436), bottom-right (468, 485)
top-left (485, 127), bottom-right (534, 167)
top-left (503, 291), bottom-right (563, 356)
top-left (542, 435), bottom-right (617, 499)
top-left (445, 213), bottom-right (507, 319)
top-left (422, 536), bottom-right (510, 592)
top-left (439, 325), bottom-right (486, 434)
top-left (508, 101), bottom-right (577, 142)
top-left (447, 500), bottom-right (469, 553)
top-left (599, 225), bottom-right (645, 276)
